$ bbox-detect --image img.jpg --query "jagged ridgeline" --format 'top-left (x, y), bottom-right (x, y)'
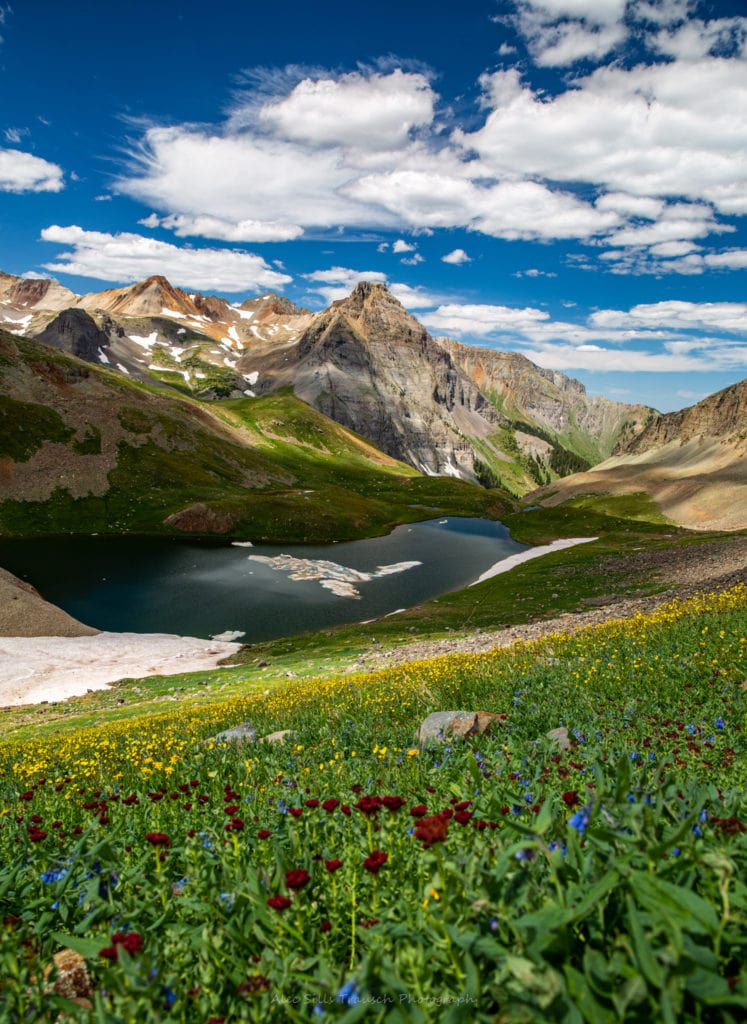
top-left (0, 271), bottom-right (654, 535)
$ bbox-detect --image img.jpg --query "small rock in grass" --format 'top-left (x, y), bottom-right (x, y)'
top-left (417, 710), bottom-right (505, 744)
top-left (45, 948), bottom-right (92, 1002)
top-left (546, 726), bottom-right (570, 750)
top-left (213, 722), bottom-right (257, 745)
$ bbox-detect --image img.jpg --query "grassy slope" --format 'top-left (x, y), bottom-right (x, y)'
top-left (0, 334), bottom-right (513, 542)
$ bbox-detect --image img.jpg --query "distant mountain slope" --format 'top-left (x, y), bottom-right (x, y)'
top-left (533, 379), bottom-right (747, 531)
top-left (0, 329), bottom-right (508, 540)
top-left (0, 269), bottom-right (652, 493)
top-left (436, 338), bottom-right (653, 464)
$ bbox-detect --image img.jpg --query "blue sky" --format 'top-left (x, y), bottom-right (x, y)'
top-left (1, 0), bottom-right (747, 411)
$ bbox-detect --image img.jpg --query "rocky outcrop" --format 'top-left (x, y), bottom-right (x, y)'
top-left (34, 308), bottom-right (112, 364)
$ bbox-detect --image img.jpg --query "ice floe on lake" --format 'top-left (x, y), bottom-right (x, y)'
top-left (247, 554), bottom-right (422, 599)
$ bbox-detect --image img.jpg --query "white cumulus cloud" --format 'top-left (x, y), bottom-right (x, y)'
top-left (0, 148), bottom-right (64, 193)
top-left (40, 225), bottom-right (291, 293)
top-left (442, 249), bottom-right (471, 265)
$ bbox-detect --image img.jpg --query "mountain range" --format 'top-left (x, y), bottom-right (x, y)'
top-left (2, 268), bottom-right (745, 533)
top-left (0, 271), bottom-right (652, 495)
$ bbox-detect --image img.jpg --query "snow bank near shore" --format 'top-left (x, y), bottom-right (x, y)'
top-left (469, 538), bottom-right (597, 586)
top-left (0, 633), bottom-right (242, 707)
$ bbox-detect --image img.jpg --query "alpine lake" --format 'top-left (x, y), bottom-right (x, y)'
top-left (0, 518), bottom-right (527, 643)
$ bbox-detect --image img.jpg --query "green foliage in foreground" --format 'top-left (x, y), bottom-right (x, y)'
top-left (0, 588), bottom-right (746, 1021)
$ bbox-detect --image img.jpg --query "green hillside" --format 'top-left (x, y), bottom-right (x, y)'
top-left (0, 331), bottom-right (513, 542)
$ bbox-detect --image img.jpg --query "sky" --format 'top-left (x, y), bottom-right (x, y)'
top-left (1, 0), bottom-right (747, 412)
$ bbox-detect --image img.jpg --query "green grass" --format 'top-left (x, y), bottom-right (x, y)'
top-left (1, 588), bottom-right (746, 1021)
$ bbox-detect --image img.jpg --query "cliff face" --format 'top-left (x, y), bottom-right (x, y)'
top-left (437, 338), bottom-right (653, 462)
top-left (239, 281), bottom-right (505, 475)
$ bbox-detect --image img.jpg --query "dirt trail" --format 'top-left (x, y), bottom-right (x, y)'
top-left (356, 537), bottom-right (747, 669)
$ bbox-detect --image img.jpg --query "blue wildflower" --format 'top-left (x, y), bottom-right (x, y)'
top-left (337, 981), bottom-right (360, 1006)
top-left (515, 848), bottom-right (536, 862)
top-left (568, 807), bottom-right (591, 834)
top-left (41, 867), bottom-right (68, 884)
top-left (161, 987), bottom-right (177, 1008)
top-left (715, 717), bottom-right (726, 730)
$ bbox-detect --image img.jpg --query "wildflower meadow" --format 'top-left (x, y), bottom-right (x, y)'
top-left (1, 586), bottom-right (746, 1021)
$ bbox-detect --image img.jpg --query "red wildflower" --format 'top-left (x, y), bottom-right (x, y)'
top-left (237, 976), bottom-right (271, 995)
top-left (225, 817), bottom-right (245, 831)
top-left (267, 895), bottom-right (292, 911)
top-left (257, 829), bottom-right (271, 839)
top-left (414, 814), bottom-right (449, 849)
top-left (712, 816), bottom-right (747, 835)
top-left (145, 832), bottom-right (171, 847)
top-left (289, 807), bottom-right (303, 819)
top-left (320, 920), bottom-right (332, 932)
top-left (454, 810), bottom-right (473, 826)
top-left (99, 945), bottom-right (118, 961)
top-left (409, 804), bottom-right (428, 817)
top-left (355, 795), bottom-right (382, 817)
top-left (113, 932), bottom-right (143, 955)
top-left (285, 869), bottom-right (310, 889)
top-left (322, 798), bottom-right (340, 812)
top-left (28, 828), bottom-right (47, 842)
top-left (122, 795), bottom-right (138, 805)
top-left (359, 917), bottom-right (380, 929)
top-left (382, 796), bottom-right (405, 812)
top-left (305, 799), bottom-right (320, 808)
top-left (325, 858), bottom-right (343, 873)
top-left (19, 792), bottom-right (34, 802)
top-left (562, 791), bottom-right (580, 807)
top-left (340, 804), bottom-right (351, 816)
top-left (224, 805), bottom-right (239, 815)
top-left (363, 849), bottom-right (388, 874)
top-left (454, 800), bottom-right (472, 811)
top-left (198, 795), bottom-right (210, 804)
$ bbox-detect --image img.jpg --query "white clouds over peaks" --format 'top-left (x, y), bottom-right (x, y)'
top-left (117, 66), bottom-right (620, 248)
top-left (256, 69), bottom-right (435, 150)
top-left (139, 213), bottom-right (303, 243)
top-left (114, 39), bottom-right (747, 276)
top-left (463, 59), bottom-right (747, 216)
top-left (421, 297), bottom-right (747, 375)
top-left (0, 148), bottom-right (64, 193)
top-left (40, 225), bottom-right (291, 293)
